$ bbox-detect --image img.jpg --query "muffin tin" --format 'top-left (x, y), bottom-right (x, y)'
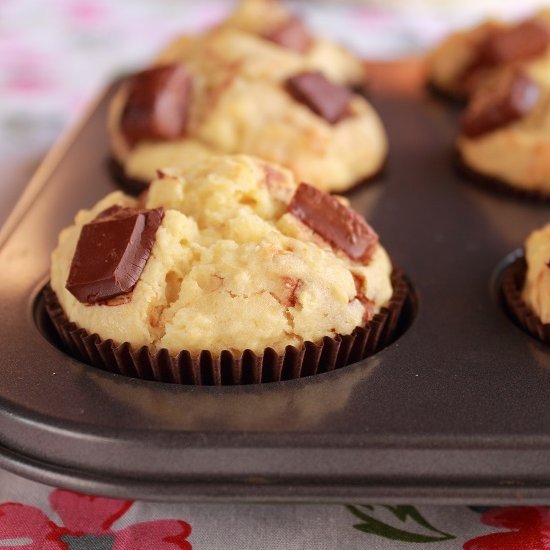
top-left (0, 77), bottom-right (549, 504)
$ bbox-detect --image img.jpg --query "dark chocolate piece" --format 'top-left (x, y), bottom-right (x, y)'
top-left (458, 21), bottom-right (550, 97)
top-left (288, 182), bottom-right (378, 262)
top-left (66, 206), bottom-right (164, 304)
top-left (456, 24), bottom-right (503, 96)
top-left (460, 70), bottom-right (540, 138)
top-left (480, 20), bottom-right (550, 65)
top-left (286, 71), bottom-right (352, 124)
top-left (120, 65), bottom-right (192, 147)
top-left (263, 17), bottom-right (313, 53)
top-left (353, 274), bottom-right (375, 322)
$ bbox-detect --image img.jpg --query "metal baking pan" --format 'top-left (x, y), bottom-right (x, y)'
top-left (0, 77), bottom-right (549, 504)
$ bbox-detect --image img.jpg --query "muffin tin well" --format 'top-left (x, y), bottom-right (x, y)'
top-left (0, 77), bottom-right (549, 503)
top-left (497, 251), bottom-right (550, 345)
top-left (35, 272), bottom-right (416, 385)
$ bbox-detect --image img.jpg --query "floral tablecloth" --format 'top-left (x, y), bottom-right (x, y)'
top-left (2, 1), bottom-right (550, 548)
top-left (0, 467), bottom-right (549, 548)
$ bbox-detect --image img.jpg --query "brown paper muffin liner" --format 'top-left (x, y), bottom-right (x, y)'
top-left (43, 269), bottom-right (410, 385)
top-left (501, 256), bottom-right (550, 345)
top-left (455, 149), bottom-right (550, 203)
top-left (426, 80), bottom-right (467, 105)
top-left (107, 157), bottom-right (150, 196)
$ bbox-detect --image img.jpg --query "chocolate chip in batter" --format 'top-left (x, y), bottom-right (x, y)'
top-left (66, 206), bottom-right (164, 304)
top-left (288, 182), bottom-right (378, 262)
top-left (460, 69), bottom-right (540, 138)
top-left (286, 71), bottom-right (352, 124)
top-left (121, 64), bottom-right (192, 147)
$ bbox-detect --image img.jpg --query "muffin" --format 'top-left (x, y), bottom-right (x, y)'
top-left (108, 49), bottom-right (387, 194)
top-left (47, 155), bottom-right (408, 384)
top-left (428, 11), bottom-right (550, 101)
top-left (156, 0), bottom-right (364, 88)
top-left (502, 223), bottom-right (550, 345)
top-left (457, 68), bottom-right (550, 199)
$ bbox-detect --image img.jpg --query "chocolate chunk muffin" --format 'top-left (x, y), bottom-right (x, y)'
top-left (522, 224), bottom-right (550, 327)
top-left (457, 68), bottom-right (550, 198)
top-left (502, 223), bottom-right (550, 345)
top-left (108, 48), bottom-right (387, 194)
top-left (108, 0), bottom-right (386, 194)
top-left (48, 155), bottom-right (408, 384)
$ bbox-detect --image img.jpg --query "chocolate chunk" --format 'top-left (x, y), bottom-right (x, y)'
top-left (288, 183), bottom-right (378, 262)
top-left (286, 71), bottom-right (352, 124)
top-left (120, 65), bottom-right (192, 147)
top-left (457, 23), bottom-right (503, 95)
top-left (460, 70), bottom-right (540, 138)
top-left (263, 17), bottom-right (313, 53)
top-left (459, 21), bottom-right (550, 96)
top-left (66, 206), bottom-right (164, 304)
top-left (480, 20), bottom-right (550, 66)
top-left (352, 274), bottom-right (375, 322)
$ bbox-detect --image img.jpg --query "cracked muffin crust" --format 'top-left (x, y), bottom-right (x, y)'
top-left (51, 155), bottom-right (393, 357)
